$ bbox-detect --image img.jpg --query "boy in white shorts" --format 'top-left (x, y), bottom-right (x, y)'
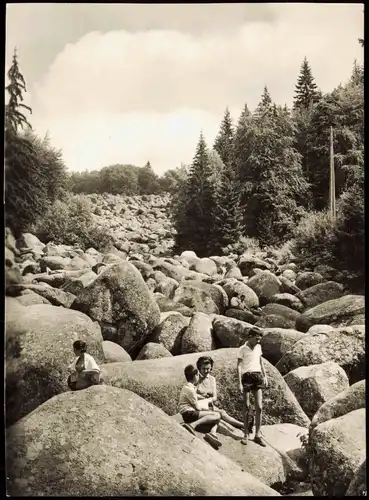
top-left (237, 327), bottom-right (268, 446)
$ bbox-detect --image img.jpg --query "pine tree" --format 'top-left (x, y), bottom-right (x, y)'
top-left (350, 59), bottom-right (364, 86)
top-left (5, 48), bottom-right (32, 134)
top-left (233, 103), bottom-right (252, 181)
top-left (138, 161), bottom-right (160, 194)
top-left (255, 86), bottom-right (273, 116)
top-left (173, 132), bottom-right (216, 256)
top-left (213, 107), bottom-right (234, 166)
top-left (293, 57), bottom-right (321, 110)
top-left (238, 91), bottom-right (309, 246)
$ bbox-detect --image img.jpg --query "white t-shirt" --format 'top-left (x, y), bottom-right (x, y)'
top-left (178, 382), bottom-right (198, 414)
top-left (237, 343), bottom-right (262, 374)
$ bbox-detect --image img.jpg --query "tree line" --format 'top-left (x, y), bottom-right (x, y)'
top-left (172, 50), bottom-right (363, 290)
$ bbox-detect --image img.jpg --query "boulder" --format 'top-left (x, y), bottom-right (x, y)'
top-left (192, 257), bottom-right (218, 276)
top-left (154, 277), bottom-right (179, 297)
top-left (15, 290), bottom-right (52, 306)
top-left (72, 261), bottom-right (160, 356)
top-left (17, 232), bottom-right (45, 252)
top-left (296, 295), bottom-right (365, 332)
top-left (225, 308), bottom-right (258, 324)
top-left (309, 409), bottom-right (366, 496)
top-left (247, 272), bottom-right (281, 305)
top-left (212, 316), bottom-right (255, 348)
top-left (261, 303), bottom-right (301, 323)
top-left (221, 279), bottom-right (259, 309)
top-left (276, 325), bottom-right (365, 384)
top-left (296, 281), bottom-right (345, 309)
top-left (150, 313), bottom-right (188, 355)
top-left (172, 283), bottom-right (219, 314)
top-left (5, 298), bottom-right (104, 427)
top-left (346, 460), bottom-right (367, 496)
top-left (154, 294), bottom-right (193, 316)
top-left (61, 270), bottom-right (97, 296)
top-left (182, 280), bottom-right (229, 313)
top-left (68, 256), bottom-right (91, 271)
top-left (313, 264), bottom-right (337, 281)
top-left (101, 348), bottom-right (310, 427)
top-left (5, 247), bottom-right (22, 289)
top-left (279, 276), bottom-right (301, 295)
top-left (269, 293), bottom-right (304, 313)
top-left (136, 342), bottom-right (173, 360)
top-left (224, 266), bottom-right (242, 279)
top-left (256, 314), bottom-right (297, 329)
top-left (310, 380), bottom-right (365, 429)
top-left (260, 329), bottom-right (305, 366)
top-left (39, 256), bottom-right (71, 272)
top-left (283, 361), bottom-right (349, 419)
top-left (181, 312), bottom-right (215, 354)
top-left (238, 255), bottom-right (271, 276)
top-left (6, 386), bottom-right (278, 496)
top-left (295, 272), bottom-right (324, 290)
top-left (102, 340), bottom-right (132, 363)
top-left (7, 283), bottom-right (76, 308)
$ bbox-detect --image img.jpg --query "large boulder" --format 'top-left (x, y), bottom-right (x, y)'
top-left (150, 313), bottom-right (188, 355)
top-left (102, 340), bottom-right (132, 363)
top-left (247, 271), bottom-right (281, 305)
top-left (192, 257), bottom-right (218, 276)
top-left (136, 342), bottom-right (173, 360)
top-left (256, 314), bottom-right (297, 329)
top-left (180, 312), bottom-right (215, 354)
top-left (283, 361), bottom-right (349, 419)
top-left (14, 290), bottom-right (51, 306)
top-left (346, 460), bottom-right (367, 496)
top-left (260, 329), bottom-right (305, 366)
top-left (296, 295), bottom-right (365, 332)
top-left (275, 325), bottom-right (365, 384)
top-left (212, 316), bottom-right (255, 348)
top-left (72, 261), bottom-right (160, 356)
top-left (269, 293), bottom-right (304, 313)
top-left (172, 283), bottom-right (219, 314)
top-left (225, 308), bottom-right (258, 324)
top-left (221, 279), bottom-right (259, 309)
top-left (5, 298), bottom-right (104, 427)
top-left (154, 294), bottom-right (193, 316)
top-left (6, 386), bottom-right (278, 496)
top-left (294, 272), bottom-right (324, 290)
top-left (180, 280), bottom-right (228, 313)
top-left (101, 348), bottom-right (310, 427)
top-left (261, 303), bottom-right (301, 323)
top-left (309, 409), bottom-right (366, 496)
top-left (296, 281), bottom-right (345, 309)
top-left (238, 255), bottom-right (271, 276)
top-left (5, 247), bottom-right (22, 289)
top-left (7, 283), bottom-right (76, 308)
top-left (310, 379), bottom-right (365, 429)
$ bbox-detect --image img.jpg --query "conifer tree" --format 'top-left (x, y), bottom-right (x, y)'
top-left (173, 132), bottom-right (216, 256)
top-left (293, 57), bottom-right (321, 110)
top-left (138, 161), bottom-right (160, 194)
top-left (213, 107), bottom-right (234, 166)
top-left (233, 103), bottom-right (252, 181)
top-left (5, 48), bottom-right (32, 134)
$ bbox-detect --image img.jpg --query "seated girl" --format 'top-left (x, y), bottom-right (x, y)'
top-left (67, 340), bottom-right (101, 391)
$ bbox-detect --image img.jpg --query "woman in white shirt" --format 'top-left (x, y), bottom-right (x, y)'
top-left (67, 340), bottom-right (101, 391)
top-left (237, 327), bottom-right (268, 447)
top-left (196, 356), bottom-right (245, 436)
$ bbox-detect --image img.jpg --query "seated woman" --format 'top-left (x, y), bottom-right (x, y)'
top-left (67, 340), bottom-right (101, 391)
top-left (196, 356), bottom-right (253, 436)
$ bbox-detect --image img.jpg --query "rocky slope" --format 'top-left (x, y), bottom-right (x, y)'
top-left (5, 194), bottom-right (366, 496)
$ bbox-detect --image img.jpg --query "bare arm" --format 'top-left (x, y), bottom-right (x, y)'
top-left (237, 358), bottom-right (243, 390)
top-left (260, 357), bottom-right (268, 386)
top-left (211, 378), bottom-right (217, 403)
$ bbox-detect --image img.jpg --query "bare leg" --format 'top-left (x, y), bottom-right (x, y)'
top-left (215, 408), bottom-right (243, 429)
top-left (241, 391), bottom-right (250, 444)
top-left (190, 411), bottom-right (220, 435)
top-left (253, 389), bottom-right (262, 437)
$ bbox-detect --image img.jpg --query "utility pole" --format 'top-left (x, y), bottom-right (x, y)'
top-left (328, 126), bottom-right (336, 220)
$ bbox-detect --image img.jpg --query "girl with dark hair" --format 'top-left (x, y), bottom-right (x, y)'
top-left (67, 340), bottom-right (101, 391)
top-left (196, 355), bottom-right (248, 437)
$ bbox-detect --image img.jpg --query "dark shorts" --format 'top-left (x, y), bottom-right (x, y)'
top-left (242, 372), bottom-right (264, 391)
top-left (181, 410), bottom-right (200, 423)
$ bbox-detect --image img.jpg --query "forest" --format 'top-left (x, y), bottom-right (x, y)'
top-left (5, 41), bottom-right (364, 292)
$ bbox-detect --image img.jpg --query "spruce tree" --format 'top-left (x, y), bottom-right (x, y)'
top-left (213, 107), bottom-right (234, 166)
top-left (5, 48), bottom-right (32, 134)
top-left (173, 132), bottom-right (216, 256)
top-left (293, 57), bottom-right (321, 110)
top-left (233, 103), bottom-right (252, 181)
top-left (138, 161), bottom-right (160, 194)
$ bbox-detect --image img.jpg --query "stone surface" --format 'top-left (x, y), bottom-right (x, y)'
top-left (6, 386), bottom-right (279, 496)
top-left (260, 328), bottom-right (305, 366)
top-left (102, 340), bottom-right (132, 363)
top-left (180, 312), bottom-right (215, 354)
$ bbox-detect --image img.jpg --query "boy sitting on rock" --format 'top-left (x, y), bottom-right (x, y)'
top-left (178, 364), bottom-right (222, 449)
top-left (237, 327), bottom-right (268, 447)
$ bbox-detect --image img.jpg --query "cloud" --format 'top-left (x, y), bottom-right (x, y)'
top-left (18, 4), bottom-right (364, 174)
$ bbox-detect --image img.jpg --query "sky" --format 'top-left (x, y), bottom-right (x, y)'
top-left (5, 3), bottom-right (364, 176)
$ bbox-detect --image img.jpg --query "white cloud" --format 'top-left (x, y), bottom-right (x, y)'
top-left (22, 4), bottom-right (364, 174)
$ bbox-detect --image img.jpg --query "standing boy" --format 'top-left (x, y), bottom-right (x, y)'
top-left (178, 364), bottom-right (222, 449)
top-left (237, 327), bottom-right (268, 446)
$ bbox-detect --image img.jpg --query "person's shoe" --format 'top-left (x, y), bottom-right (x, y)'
top-left (248, 416), bottom-right (255, 435)
top-left (181, 423), bottom-right (196, 436)
top-left (241, 436), bottom-right (248, 446)
top-left (204, 433), bottom-right (222, 449)
top-left (254, 435), bottom-right (267, 447)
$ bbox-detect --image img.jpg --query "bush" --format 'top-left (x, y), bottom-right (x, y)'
top-left (292, 210), bottom-right (338, 268)
top-left (222, 236), bottom-right (261, 256)
top-left (33, 194), bottom-right (114, 252)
